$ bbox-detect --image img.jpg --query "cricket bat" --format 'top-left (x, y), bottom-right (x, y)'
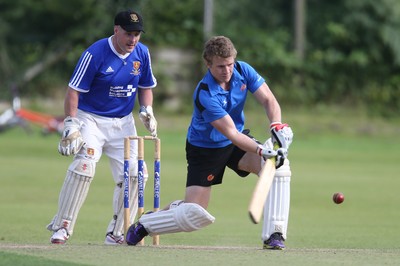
top-left (248, 155), bottom-right (276, 224)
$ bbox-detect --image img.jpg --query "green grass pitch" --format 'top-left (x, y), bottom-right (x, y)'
top-left (0, 110), bottom-right (399, 265)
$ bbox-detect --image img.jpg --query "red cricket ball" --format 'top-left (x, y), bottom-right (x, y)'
top-left (333, 192), bottom-right (345, 204)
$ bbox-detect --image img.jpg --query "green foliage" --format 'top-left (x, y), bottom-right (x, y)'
top-left (1, 0), bottom-right (400, 116)
top-left (300, 0), bottom-right (400, 114)
top-left (141, 0), bottom-right (204, 49)
top-left (0, 0), bottom-right (131, 97)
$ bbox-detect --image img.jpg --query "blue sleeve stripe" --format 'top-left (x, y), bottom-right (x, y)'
top-left (70, 51), bottom-right (92, 87)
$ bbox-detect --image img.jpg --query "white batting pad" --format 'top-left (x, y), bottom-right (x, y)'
top-left (139, 203), bottom-right (215, 236)
top-left (262, 159), bottom-right (291, 240)
top-left (48, 158), bottom-right (95, 234)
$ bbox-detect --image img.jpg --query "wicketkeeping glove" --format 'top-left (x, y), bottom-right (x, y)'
top-left (58, 116), bottom-right (85, 156)
top-left (139, 106), bottom-right (157, 137)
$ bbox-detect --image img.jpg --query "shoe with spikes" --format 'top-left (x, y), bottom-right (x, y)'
top-left (50, 228), bottom-right (69, 244)
top-left (263, 232), bottom-right (285, 250)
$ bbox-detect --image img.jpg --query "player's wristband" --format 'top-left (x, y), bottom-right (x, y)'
top-left (256, 146), bottom-right (262, 156)
top-left (270, 122), bottom-right (282, 129)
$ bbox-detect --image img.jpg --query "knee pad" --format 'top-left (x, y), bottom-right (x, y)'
top-left (68, 157), bottom-right (96, 177)
top-left (169, 200), bottom-right (184, 209)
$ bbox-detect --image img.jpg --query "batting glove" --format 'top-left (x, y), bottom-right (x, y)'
top-left (256, 145), bottom-right (277, 159)
top-left (261, 138), bottom-right (288, 169)
top-left (275, 148), bottom-right (288, 169)
top-left (58, 116), bottom-right (85, 156)
top-left (139, 106), bottom-right (158, 137)
top-left (270, 122), bottom-right (293, 150)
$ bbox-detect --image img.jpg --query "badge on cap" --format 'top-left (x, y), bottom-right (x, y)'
top-left (130, 13), bottom-right (139, 23)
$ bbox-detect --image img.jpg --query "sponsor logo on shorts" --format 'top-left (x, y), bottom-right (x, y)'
top-left (207, 174), bottom-right (215, 181)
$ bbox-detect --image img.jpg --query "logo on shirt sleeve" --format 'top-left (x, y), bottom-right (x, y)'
top-left (131, 61), bottom-right (141, 75)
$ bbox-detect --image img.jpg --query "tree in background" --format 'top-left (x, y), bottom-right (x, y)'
top-left (209, 0), bottom-right (400, 116)
top-left (304, 0), bottom-right (400, 115)
top-left (0, 0), bottom-right (130, 98)
top-left (1, 0), bottom-right (399, 116)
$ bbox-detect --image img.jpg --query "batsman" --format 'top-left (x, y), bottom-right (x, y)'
top-left (47, 10), bottom-right (158, 245)
top-left (126, 36), bottom-right (293, 250)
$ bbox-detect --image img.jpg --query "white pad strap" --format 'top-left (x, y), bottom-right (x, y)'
top-left (139, 203), bottom-right (215, 236)
top-left (49, 158), bottom-right (95, 234)
top-left (262, 158), bottom-right (291, 240)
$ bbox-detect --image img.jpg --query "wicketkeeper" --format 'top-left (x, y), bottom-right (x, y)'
top-left (47, 10), bottom-right (158, 245)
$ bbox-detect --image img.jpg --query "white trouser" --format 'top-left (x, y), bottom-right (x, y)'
top-left (48, 110), bottom-right (140, 235)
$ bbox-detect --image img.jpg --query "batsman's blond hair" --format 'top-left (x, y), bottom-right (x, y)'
top-left (202, 36), bottom-right (237, 64)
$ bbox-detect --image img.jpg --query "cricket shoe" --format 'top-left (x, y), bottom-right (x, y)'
top-left (104, 233), bottom-right (124, 245)
top-left (50, 228), bottom-right (69, 244)
top-left (126, 221), bottom-right (149, 245)
top-left (263, 232), bottom-right (285, 250)
top-left (126, 211), bottom-right (153, 245)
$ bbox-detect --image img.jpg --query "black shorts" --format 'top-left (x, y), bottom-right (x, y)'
top-left (185, 129), bottom-right (260, 187)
